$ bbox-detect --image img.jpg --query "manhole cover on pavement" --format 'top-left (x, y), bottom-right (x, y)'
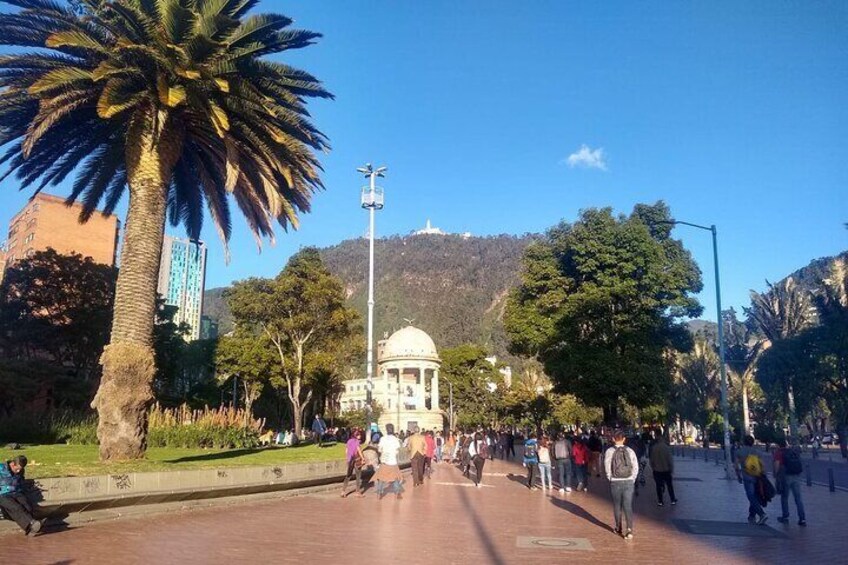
top-left (516, 537), bottom-right (594, 551)
top-left (671, 519), bottom-right (787, 539)
top-left (672, 477), bottom-right (703, 482)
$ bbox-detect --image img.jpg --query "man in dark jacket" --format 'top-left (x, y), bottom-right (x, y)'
top-left (0, 455), bottom-right (42, 536)
top-left (312, 414), bottom-right (327, 447)
top-left (649, 435), bottom-right (677, 506)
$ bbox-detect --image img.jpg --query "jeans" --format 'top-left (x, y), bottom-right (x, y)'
top-left (539, 463), bottom-right (552, 489)
top-left (473, 455), bottom-right (486, 485)
top-left (610, 480), bottom-right (635, 532)
top-left (653, 471), bottom-right (676, 502)
top-left (556, 459), bottom-right (573, 489)
top-left (0, 494), bottom-right (35, 532)
top-left (342, 459), bottom-right (362, 494)
top-left (526, 462), bottom-right (538, 488)
top-left (781, 474), bottom-right (806, 521)
top-left (574, 463), bottom-right (588, 487)
top-left (743, 476), bottom-right (765, 518)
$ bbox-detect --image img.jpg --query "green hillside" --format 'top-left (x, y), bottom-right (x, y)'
top-left (203, 233), bottom-right (535, 357)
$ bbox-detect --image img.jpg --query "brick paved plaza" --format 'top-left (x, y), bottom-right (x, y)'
top-left (4, 453), bottom-right (846, 564)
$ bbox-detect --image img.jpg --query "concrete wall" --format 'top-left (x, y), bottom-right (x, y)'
top-left (23, 454), bottom-right (410, 518)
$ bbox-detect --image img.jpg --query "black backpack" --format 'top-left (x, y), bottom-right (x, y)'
top-left (783, 447), bottom-right (803, 475)
top-left (611, 447), bottom-right (633, 479)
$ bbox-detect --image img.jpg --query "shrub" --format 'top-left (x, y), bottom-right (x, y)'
top-left (146, 404), bottom-right (263, 449)
top-left (0, 410), bottom-right (98, 445)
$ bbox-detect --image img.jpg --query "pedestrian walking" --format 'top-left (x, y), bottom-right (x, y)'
top-left (735, 435), bottom-right (768, 525)
top-left (649, 434), bottom-right (677, 506)
top-left (538, 437), bottom-right (553, 492)
top-left (341, 429), bottom-right (366, 498)
top-left (554, 432), bottom-right (573, 493)
top-left (605, 431), bottom-right (639, 540)
top-left (311, 414), bottom-right (327, 447)
top-left (572, 437), bottom-right (589, 491)
top-left (507, 430), bottom-right (516, 459)
top-left (424, 431), bottom-right (436, 478)
top-left (0, 456), bottom-right (42, 536)
top-left (524, 432), bottom-right (540, 490)
top-left (374, 424), bottom-right (404, 500)
top-left (407, 426), bottom-right (427, 487)
top-left (774, 439), bottom-right (806, 526)
top-left (588, 431), bottom-right (603, 478)
top-left (469, 432), bottom-right (488, 487)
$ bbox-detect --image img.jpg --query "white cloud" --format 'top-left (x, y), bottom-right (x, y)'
top-left (564, 144), bottom-right (608, 171)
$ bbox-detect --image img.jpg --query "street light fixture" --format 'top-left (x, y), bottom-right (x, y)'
top-left (358, 163), bottom-right (386, 438)
top-left (657, 219), bottom-right (733, 479)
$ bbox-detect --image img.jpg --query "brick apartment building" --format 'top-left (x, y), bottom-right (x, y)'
top-left (2, 193), bottom-right (121, 274)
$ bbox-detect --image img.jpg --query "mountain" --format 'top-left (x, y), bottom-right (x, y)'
top-left (203, 233), bottom-right (536, 357)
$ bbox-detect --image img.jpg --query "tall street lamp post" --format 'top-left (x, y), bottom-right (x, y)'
top-left (357, 164), bottom-right (386, 437)
top-left (660, 220), bottom-right (733, 479)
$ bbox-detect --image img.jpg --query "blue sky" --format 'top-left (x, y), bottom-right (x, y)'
top-left (1, 1), bottom-right (846, 320)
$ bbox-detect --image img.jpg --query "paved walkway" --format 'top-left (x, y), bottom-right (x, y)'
top-left (4, 453), bottom-right (846, 564)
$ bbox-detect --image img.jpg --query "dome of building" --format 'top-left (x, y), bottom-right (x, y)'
top-left (381, 325), bottom-right (439, 361)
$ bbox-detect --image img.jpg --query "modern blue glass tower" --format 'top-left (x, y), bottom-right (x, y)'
top-left (157, 235), bottom-right (207, 340)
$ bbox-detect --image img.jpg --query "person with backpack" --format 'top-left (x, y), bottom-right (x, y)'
top-left (604, 431), bottom-right (639, 539)
top-left (554, 432), bottom-right (573, 493)
top-left (735, 434), bottom-right (768, 525)
top-left (523, 432), bottom-right (540, 490)
top-left (774, 438), bottom-right (806, 526)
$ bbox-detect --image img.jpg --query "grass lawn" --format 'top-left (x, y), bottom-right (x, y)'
top-left (0, 443), bottom-right (346, 479)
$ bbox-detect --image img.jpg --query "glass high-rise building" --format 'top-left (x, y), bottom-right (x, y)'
top-left (157, 235), bottom-right (207, 341)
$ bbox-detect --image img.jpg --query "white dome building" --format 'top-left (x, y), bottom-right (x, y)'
top-left (340, 324), bottom-right (444, 433)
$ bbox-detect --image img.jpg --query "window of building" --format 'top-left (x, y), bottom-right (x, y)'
top-left (23, 233), bottom-right (34, 244)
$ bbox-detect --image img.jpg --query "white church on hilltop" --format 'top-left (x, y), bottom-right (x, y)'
top-left (411, 219), bottom-right (471, 239)
top-left (340, 325), bottom-right (444, 432)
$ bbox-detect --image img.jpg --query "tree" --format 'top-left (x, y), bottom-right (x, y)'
top-left (0, 0), bottom-right (331, 460)
top-left (225, 249), bottom-right (359, 438)
top-left (505, 202), bottom-right (703, 422)
top-left (215, 332), bottom-right (281, 419)
top-left (440, 344), bottom-right (507, 428)
top-left (669, 337), bottom-right (721, 446)
top-left (746, 278), bottom-right (815, 440)
top-left (722, 308), bottom-right (765, 436)
top-left (0, 248), bottom-right (116, 383)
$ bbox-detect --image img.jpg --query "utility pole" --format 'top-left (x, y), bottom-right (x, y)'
top-left (357, 164), bottom-right (386, 438)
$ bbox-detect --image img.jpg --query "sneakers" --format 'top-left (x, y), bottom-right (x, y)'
top-left (614, 526), bottom-right (622, 536)
top-left (798, 520), bottom-right (807, 527)
top-left (624, 530), bottom-right (634, 540)
top-left (576, 482), bottom-right (584, 491)
top-left (777, 516), bottom-right (789, 524)
top-left (671, 499), bottom-right (678, 506)
top-left (559, 488), bottom-right (565, 494)
top-left (756, 514), bottom-right (769, 526)
top-left (657, 501), bottom-right (664, 507)
top-left (565, 487), bottom-right (572, 493)
top-left (26, 520), bottom-right (42, 536)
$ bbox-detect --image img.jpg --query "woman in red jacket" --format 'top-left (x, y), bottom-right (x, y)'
top-left (572, 438), bottom-right (589, 491)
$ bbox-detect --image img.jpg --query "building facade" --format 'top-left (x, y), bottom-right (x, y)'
top-left (157, 235), bottom-right (207, 341)
top-left (3, 193), bottom-right (120, 274)
top-left (340, 325), bottom-right (445, 433)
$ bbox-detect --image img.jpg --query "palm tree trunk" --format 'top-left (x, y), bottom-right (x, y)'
top-left (742, 380), bottom-right (751, 436)
top-left (92, 111), bottom-right (178, 461)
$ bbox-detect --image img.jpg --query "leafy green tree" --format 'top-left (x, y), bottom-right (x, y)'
top-left (746, 278), bottom-right (815, 440)
top-left (505, 202), bottom-right (703, 422)
top-left (215, 332), bottom-right (281, 419)
top-left (722, 308), bottom-right (765, 436)
top-left (0, 248), bottom-right (116, 382)
top-left (0, 0), bottom-right (331, 460)
top-left (225, 248), bottom-right (359, 437)
top-left (440, 344), bottom-right (506, 428)
top-left (549, 394), bottom-right (603, 428)
top-left (669, 337), bottom-right (720, 446)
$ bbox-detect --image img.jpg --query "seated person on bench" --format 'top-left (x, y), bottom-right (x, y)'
top-left (0, 455), bottom-right (43, 536)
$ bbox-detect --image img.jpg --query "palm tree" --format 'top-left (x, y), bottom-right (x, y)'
top-left (745, 278), bottom-right (814, 441)
top-left (672, 337), bottom-right (720, 446)
top-left (0, 0), bottom-right (331, 460)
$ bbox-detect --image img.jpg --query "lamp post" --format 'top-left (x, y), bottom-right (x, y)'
top-left (658, 220), bottom-right (733, 479)
top-left (357, 164), bottom-right (386, 438)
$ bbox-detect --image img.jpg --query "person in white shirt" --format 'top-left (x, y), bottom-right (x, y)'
top-left (604, 431), bottom-right (640, 540)
top-left (373, 424), bottom-right (404, 500)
